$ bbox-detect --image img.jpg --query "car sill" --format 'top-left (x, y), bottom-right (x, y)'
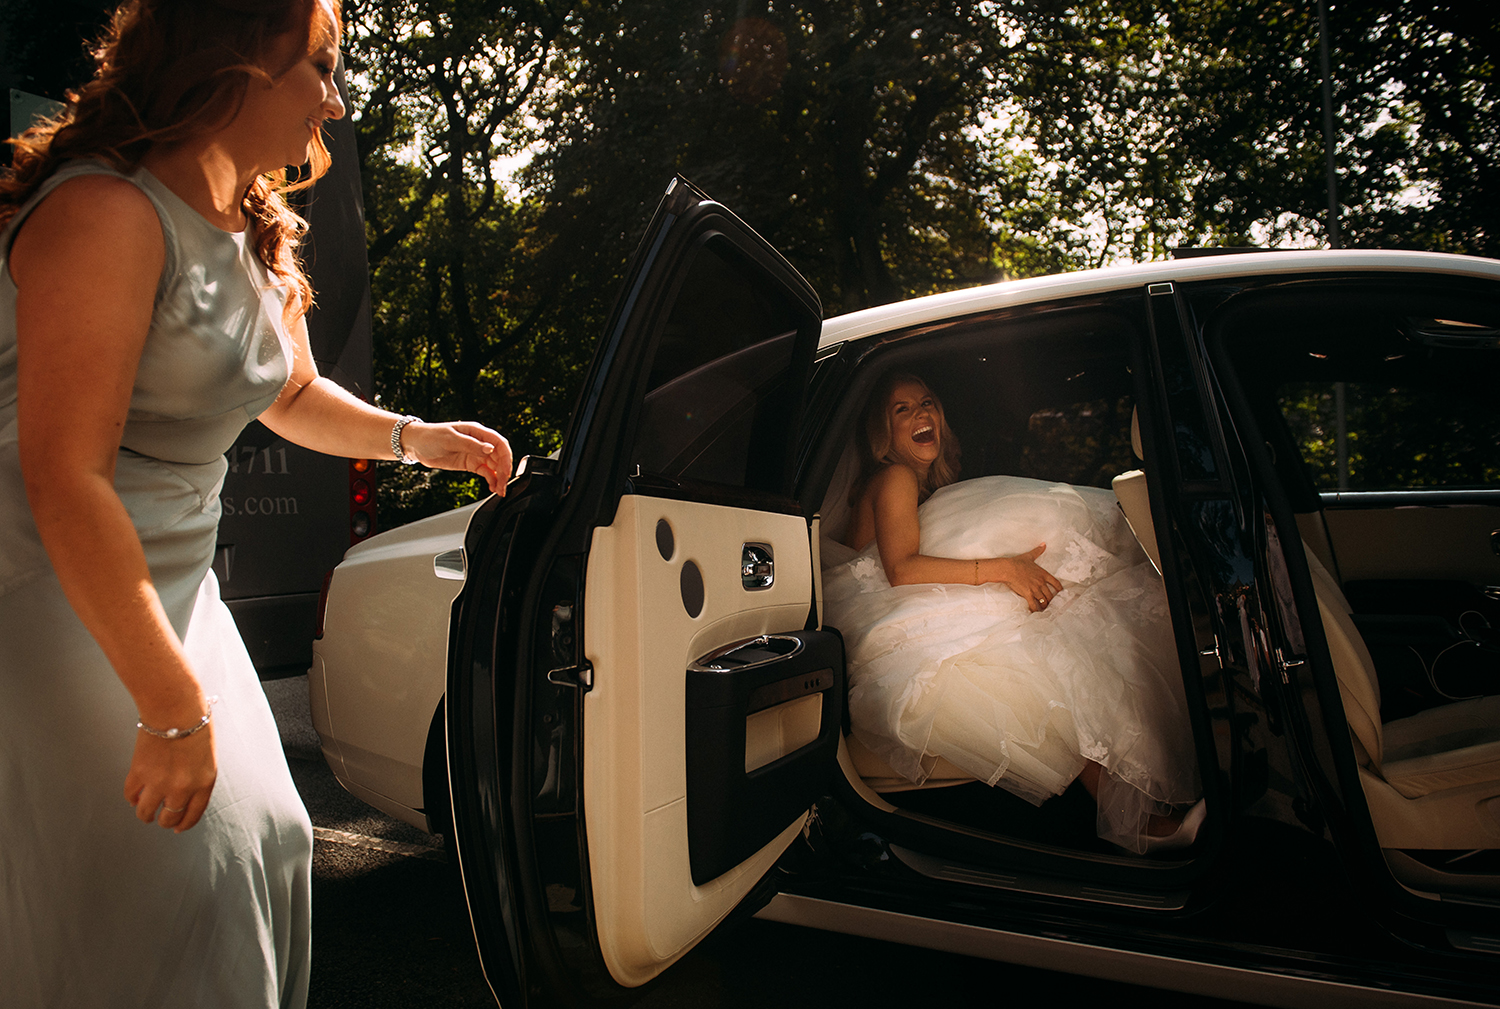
top-left (888, 844), bottom-right (1190, 910)
top-left (754, 893), bottom-right (1490, 1009)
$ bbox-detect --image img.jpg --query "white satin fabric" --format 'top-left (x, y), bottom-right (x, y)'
top-left (823, 475), bottom-right (1200, 851)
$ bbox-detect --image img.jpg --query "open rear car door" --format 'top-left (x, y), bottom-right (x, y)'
top-left (445, 178), bottom-right (842, 1005)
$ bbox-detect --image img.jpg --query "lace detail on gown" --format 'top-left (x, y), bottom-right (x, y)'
top-left (823, 475), bottom-right (1200, 851)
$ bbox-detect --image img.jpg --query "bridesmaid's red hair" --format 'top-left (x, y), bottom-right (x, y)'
top-left (0, 0), bottom-right (342, 323)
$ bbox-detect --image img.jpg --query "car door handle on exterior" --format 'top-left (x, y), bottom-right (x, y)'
top-left (742, 543), bottom-right (773, 590)
top-left (433, 548), bottom-right (466, 580)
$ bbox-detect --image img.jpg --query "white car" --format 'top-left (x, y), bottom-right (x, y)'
top-left (310, 177), bottom-right (1500, 1007)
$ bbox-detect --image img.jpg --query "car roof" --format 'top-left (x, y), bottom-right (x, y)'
top-left (816, 249), bottom-right (1500, 353)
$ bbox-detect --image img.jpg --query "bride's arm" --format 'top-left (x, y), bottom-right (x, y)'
top-left (870, 466), bottom-right (1063, 611)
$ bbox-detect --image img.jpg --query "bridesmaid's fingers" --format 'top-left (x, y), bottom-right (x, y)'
top-left (134, 788), bottom-right (165, 823)
top-left (173, 790), bottom-right (212, 834)
top-left (157, 796), bottom-right (190, 830)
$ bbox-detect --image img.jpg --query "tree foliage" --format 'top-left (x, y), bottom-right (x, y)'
top-left (9, 1), bottom-right (1492, 525)
top-left (345, 0), bottom-right (1495, 525)
top-left (526, 0), bottom-right (1079, 315)
top-left (18, 0), bottom-right (1487, 522)
top-left (341, 0), bottom-right (583, 519)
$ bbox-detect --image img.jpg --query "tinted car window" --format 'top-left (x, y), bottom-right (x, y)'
top-left (1021, 394), bottom-right (1138, 489)
top-left (1279, 378), bottom-right (1500, 492)
top-left (1209, 284), bottom-right (1500, 496)
top-left (632, 234), bottom-right (804, 493)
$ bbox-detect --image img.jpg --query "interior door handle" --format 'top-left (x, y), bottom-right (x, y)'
top-left (1490, 529), bottom-right (1499, 556)
top-left (742, 543), bottom-right (774, 590)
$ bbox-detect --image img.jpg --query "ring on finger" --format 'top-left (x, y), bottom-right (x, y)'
top-left (164, 805), bottom-right (186, 813)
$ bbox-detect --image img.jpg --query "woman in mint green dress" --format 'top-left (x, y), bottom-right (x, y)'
top-left (0, 2), bottom-right (510, 1005)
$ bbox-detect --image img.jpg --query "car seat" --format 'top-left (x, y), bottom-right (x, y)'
top-left (1111, 411), bottom-right (1500, 850)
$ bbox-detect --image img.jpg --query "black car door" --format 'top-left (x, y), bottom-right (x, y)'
top-left (444, 178), bottom-right (845, 1006)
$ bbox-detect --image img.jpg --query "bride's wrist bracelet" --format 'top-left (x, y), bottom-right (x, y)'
top-left (137, 695), bottom-right (220, 740)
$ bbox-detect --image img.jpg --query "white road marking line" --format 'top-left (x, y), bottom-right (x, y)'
top-left (312, 826), bottom-right (446, 861)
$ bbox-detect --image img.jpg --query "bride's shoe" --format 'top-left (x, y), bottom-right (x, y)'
top-left (1139, 799), bottom-right (1207, 854)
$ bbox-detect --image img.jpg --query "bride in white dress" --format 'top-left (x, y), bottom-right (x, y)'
top-left (822, 373), bottom-right (1202, 852)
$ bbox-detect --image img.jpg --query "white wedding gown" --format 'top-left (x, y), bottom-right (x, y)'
top-left (822, 475), bottom-right (1200, 851)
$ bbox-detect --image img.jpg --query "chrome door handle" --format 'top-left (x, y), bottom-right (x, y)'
top-left (433, 548), bottom-right (466, 580)
top-left (742, 543), bottom-right (774, 590)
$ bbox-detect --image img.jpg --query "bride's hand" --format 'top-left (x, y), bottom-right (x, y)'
top-left (995, 544), bottom-right (1064, 612)
top-left (401, 421), bottom-right (514, 495)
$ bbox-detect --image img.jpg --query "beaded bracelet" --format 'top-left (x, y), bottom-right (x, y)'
top-left (137, 696), bottom-right (220, 740)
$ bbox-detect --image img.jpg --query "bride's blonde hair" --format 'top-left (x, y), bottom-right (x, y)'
top-left (851, 371), bottom-right (961, 504)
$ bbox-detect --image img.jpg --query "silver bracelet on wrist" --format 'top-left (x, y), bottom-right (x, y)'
top-left (137, 695), bottom-right (220, 740)
top-left (391, 415), bottom-right (421, 465)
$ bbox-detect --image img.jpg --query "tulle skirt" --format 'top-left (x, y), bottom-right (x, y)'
top-left (823, 476), bottom-right (1200, 851)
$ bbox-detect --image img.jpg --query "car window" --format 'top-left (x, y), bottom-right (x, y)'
top-left (632, 233), bottom-right (806, 493)
top-left (1279, 378), bottom-right (1500, 492)
top-left (1204, 284), bottom-right (1500, 498)
top-left (1019, 395), bottom-right (1139, 489)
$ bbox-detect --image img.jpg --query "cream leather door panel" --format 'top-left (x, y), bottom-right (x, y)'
top-left (583, 494), bottom-right (820, 986)
top-left (1323, 503), bottom-right (1500, 586)
top-left (446, 177), bottom-right (833, 1008)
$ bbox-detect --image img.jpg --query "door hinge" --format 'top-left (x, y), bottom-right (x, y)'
top-left (547, 602), bottom-right (591, 690)
top-left (547, 661), bottom-right (593, 690)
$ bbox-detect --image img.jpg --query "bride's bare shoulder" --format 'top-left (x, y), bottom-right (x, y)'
top-left (869, 462), bottom-right (919, 497)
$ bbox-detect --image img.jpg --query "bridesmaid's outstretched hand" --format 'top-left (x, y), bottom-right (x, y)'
top-left (400, 421), bottom-right (514, 495)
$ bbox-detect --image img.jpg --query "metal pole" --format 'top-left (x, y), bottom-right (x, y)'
top-left (1335, 381), bottom-right (1348, 491)
top-left (1317, 0), bottom-right (1341, 250)
top-left (1318, 0), bottom-right (1349, 489)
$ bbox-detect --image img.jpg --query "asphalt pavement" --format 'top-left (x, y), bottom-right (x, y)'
top-left (263, 674), bottom-right (1253, 1009)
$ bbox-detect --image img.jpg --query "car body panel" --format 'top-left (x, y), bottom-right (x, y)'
top-left (756, 894), bottom-right (1494, 1009)
top-left (817, 250), bottom-right (1500, 354)
top-left (310, 501), bottom-right (476, 829)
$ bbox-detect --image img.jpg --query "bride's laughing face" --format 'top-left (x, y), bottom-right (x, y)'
top-left (884, 380), bottom-right (943, 471)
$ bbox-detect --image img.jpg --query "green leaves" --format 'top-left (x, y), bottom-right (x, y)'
top-left (345, 0), bottom-right (1496, 527)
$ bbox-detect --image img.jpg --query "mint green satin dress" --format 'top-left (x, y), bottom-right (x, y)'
top-left (0, 161), bottom-right (313, 1008)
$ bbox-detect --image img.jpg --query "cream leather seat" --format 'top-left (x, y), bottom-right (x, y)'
top-left (1111, 412), bottom-right (1500, 849)
top-left (1307, 550), bottom-right (1500, 850)
top-left (842, 733), bottom-right (974, 793)
top-left (1111, 409), bottom-right (1160, 573)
